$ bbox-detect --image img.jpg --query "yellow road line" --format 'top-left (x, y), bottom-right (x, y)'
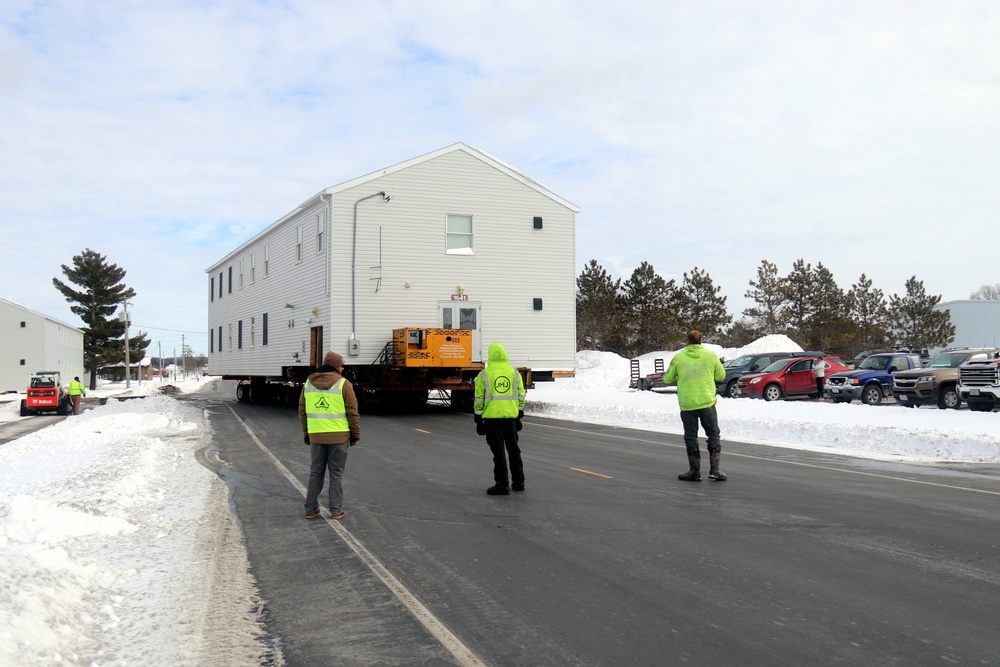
top-left (570, 467), bottom-right (613, 479)
top-left (415, 428), bottom-right (431, 434)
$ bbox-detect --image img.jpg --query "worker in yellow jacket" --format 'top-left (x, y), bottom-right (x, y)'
top-left (474, 342), bottom-right (526, 495)
top-left (67, 376), bottom-right (86, 416)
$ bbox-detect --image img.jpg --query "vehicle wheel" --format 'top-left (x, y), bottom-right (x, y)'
top-left (860, 384), bottom-right (883, 406)
top-left (725, 380), bottom-right (739, 399)
top-left (19, 400), bottom-right (29, 417)
top-left (236, 383), bottom-right (249, 402)
top-left (56, 398), bottom-right (69, 416)
top-left (937, 385), bottom-right (960, 410)
top-left (763, 384), bottom-right (783, 402)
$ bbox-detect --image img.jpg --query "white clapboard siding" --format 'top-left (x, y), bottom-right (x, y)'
top-left (207, 143), bottom-right (577, 376)
top-left (1, 297), bottom-right (85, 391)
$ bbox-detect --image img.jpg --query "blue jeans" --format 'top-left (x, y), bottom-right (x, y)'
top-left (305, 443), bottom-right (349, 513)
top-left (679, 405), bottom-right (721, 460)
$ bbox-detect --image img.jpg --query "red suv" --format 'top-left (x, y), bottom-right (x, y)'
top-left (737, 355), bottom-right (849, 401)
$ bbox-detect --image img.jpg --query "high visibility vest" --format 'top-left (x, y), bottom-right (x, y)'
top-left (304, 378), bottom-right (348, 433)
top-left (68, 380), bottom-right (85, 396)
top-left (475, 366), bottom-right (525, 418)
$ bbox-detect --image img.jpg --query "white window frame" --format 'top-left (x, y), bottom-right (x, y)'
top-left (446, 213), bottom-right (474, 255)
top-left (295, 226), bottom-right (303, 263)
top-left (316, 214), bottom-right (324, 253)
top-left (264, 245), bottom-right (270, 277)
top-left (250, 253), bottom-right (256, 284)
top-left (239, 259), bottom-right (245, 289)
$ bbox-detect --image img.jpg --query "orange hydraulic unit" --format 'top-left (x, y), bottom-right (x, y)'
top-left (393, 328), bottom-right (473, 367)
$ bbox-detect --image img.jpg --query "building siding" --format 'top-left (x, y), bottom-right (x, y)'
top-left (935, 300), bottom-right (1000, 349)
top-left (206, 144), bottom-right (576, 376)
top-left (1, 298), bottom-right (84, 392)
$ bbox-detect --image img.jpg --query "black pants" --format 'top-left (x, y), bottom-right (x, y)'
top-left (679, 405), bottom-right (721, 459)
top-left (485, 418), bottom-right (523, 487)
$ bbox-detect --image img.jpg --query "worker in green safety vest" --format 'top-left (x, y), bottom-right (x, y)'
top-left (67, 376), bottom-right (86, 415)
top-left (298, 351), bottom-right (360, 520)
top-left (474, 342), bottom-right (526, 496)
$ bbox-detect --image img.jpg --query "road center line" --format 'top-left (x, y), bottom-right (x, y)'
top-left (227, 406), bottom-right (485, 667)
top-left (531, 419), bottom-right (1000, 497)
top-left (570, 467), bottom-right (614, 479)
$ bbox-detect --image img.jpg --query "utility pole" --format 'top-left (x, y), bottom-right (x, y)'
top-left (121, 301), bottom-right (132, 389)
top-left (158, 341), bottom-right (162, 382)
top-left (182, 334), bottom-right (186, 379)
top-left (173, 348), bottom-right (177, 381)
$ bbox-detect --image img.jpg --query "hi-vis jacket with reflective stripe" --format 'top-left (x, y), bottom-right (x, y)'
top-left (67, 379), bottom-right (86, 396)
top-left (474, 342), bottom-right (526, 418)
top-left (297, 367), bottom-right (361, 445)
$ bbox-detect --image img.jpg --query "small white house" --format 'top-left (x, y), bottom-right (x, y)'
top-left (934, 300), bottom-right (1000, 349)
top-left (0, 297), bottom-right (85, 392)
top-left (206, 143), bottom-right (579, 379)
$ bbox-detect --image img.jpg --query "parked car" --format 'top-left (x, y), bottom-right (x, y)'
top-left (717, 352), bottom-right (798, 398)
top-left (893, 347), bottom-right (1000, 409)
top-left (957, 356), bottom-right (1000, 412)
top-left (824, 352), bottom-right (923, 405)
top-left (845, 349), bottom-right (894, 369)
top-left (737, 355), bottom-right (850, 401)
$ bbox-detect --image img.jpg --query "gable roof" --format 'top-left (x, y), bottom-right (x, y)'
top-left (0, 297), bottom-right (82, 332)
top-left (323, 142), bottom-right (580, 213)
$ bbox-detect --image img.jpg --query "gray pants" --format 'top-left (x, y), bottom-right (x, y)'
top-left (305, 443), bottom-right (349, 514)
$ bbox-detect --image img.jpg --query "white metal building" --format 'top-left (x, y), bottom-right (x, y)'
top-left (934, 300), bottom-right (1000, 348)
top-left (206, 143), bottom-right (579, 378)
top-left (0, 297), bottom-right (85, 392)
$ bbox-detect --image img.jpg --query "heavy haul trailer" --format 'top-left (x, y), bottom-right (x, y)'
top-left (206, 143), bottom-right (578, 411)
top-left (224, 327), bottom-right (534, 411)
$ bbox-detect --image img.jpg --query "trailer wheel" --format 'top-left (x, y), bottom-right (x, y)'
top-left (236, 383), bottom-right (249, 402)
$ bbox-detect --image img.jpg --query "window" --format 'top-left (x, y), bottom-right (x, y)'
top-left (316, 214), bottom-right (324, 252)
top-left (264, 245), bottom-right (269, 277)
top-left (262, 313), bottom-right (268, 346)
top-left (446, 214), bottom-right (474, 254)
top-left (219, 326), bottom-right (223, 352)
top-left (20, 359), bottom-right (25, 365)
top-left (228, 266), bottom-right (233, 294)
top-left (238, 320), bottom-right (243, 349)
top-left (250, 253), bottom-right (256, 283)
top-left (250, 317), bottom-right (255, 347)
top-left (219, 272), bottom-right (223, 298)
top-left (296, 226), bottom-right (303, 262)
top-left (239, 259), bottom-right (245, 289)
top-left (21, 321), bottom-right (26, 328)
top-left (210, 328), bottom-right (214, 353)
top-left (228, 324), bottom-right (233, 351)
top-left (211, 277), bottom-right (214, 302)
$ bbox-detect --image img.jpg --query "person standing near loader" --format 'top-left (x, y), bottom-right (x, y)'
top-left (664, 330), bottom-right (727, 482)
top-left (299, 351), bottom-right (361, 520)
top-left (474, 342), bottom-right (527, 495)
top-left (67, 376), bottom-right (86, 415)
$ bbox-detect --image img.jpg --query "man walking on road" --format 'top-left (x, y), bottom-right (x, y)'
top-left (474, 342), bottom-right (527, 495)
top-left (67, 376), bottom-right (86, 415)
top-left (299, 351), bottom-right (361, 520)
top-left (664, 330), bottom-right (727, 482)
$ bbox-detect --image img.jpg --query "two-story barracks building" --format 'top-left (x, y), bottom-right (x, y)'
top-left (206, 143), bottom-right (578, 406)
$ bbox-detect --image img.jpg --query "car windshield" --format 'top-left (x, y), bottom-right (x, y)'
top-left (762, 359), bottom-right (788, 373)
top-left (928, 352), bottom-right (972, 368)
top-left (724, 355), bottom-right (754, 368)
top-left (858, 356), bottom-right (889, 370)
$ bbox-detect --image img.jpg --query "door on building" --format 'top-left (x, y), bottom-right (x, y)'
top-left (437, 300), bottom-right (482, 362)
top-left (310, 326), bottom-right (324, 368)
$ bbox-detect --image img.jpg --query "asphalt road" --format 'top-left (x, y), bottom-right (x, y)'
top-left (198, 393), bottom-right (1000, 666)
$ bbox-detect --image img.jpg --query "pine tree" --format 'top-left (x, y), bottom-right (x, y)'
top-left (675, 266), bottom-right (731, 340)
top-left (619, 262), bottom-right (678, 357)
top-left (576, 260), bottom-right (622, 352)
top-left (807, 262), bottom-right (853, 353)
top-left (743, 260), bottom-right (786, 334)
top-left (52, 249), bottom-right (150, 388)
top-left (888, 276), bottom-right (956, 350)
top-left (847, 273), bottom-right (891, 351)
top-left (780, 259), bottom-right (819, 344)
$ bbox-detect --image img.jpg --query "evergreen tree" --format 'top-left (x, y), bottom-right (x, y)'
top-left (970, 283), bottom-right (1000, 300)
top-left (743, 260), bottom-right (786, 334)
top-left (780, 259), bottom-right (820, 344)
top-left (847, 273), bottom-right (891, 351)
top-left (619, 262), bottom-right (678, 357)
top-left (717, 317), bottom-right (762, 350)
top-left (807, 262), bottom-right (853, 353)
top-left (576, 259), bottom-right (622, 352)
top-left (675, 266), bottom-right (731, 340)
top-left (888, 276), bottom-right (956, 350)
top-left (52, 248), bottom-right (150, 389)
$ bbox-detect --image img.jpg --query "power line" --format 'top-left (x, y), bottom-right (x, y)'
top-left (134, 324), bottom-right (206, 335)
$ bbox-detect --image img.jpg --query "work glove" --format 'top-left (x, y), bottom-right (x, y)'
top-left (476, 420), bottom-right (487, 436)
top-left (517, 410), bottom-right (524, 419)
top-left (303, 435), bottom-right (310, 445)
top-left (515, 419), bottom-right (523, 432)
top-left (349, 438), bottom-right (359, 447)
top-left (474, 414), bottom-right (483, 424)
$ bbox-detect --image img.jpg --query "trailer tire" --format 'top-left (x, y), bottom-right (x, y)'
top-left (236, 383), bottom-right (250, 402)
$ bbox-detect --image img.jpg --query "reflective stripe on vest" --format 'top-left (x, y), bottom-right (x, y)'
top-left (304, 377), bottom-right (348, 433)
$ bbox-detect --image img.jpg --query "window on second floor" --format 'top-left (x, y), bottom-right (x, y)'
top-left (296, 226), bottom-right (303, 262)
top-left (446, 214), bottom-right (474, 255)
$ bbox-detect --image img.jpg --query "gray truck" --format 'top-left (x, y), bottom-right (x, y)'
top-left (893, 348), bottom-right (1000, 409)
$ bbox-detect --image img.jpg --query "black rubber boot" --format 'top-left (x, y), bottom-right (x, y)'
top-left (678, 455), bottom-right (701, 482)
top-left (708, 450), bottom-right (727, 481)
top-left (487, 484), bottom-right (510, 495)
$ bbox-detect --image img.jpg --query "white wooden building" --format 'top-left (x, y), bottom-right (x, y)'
top-left (0, 297), bottom-right (85, 392)
top-left (206, 143), bottom-right (578, 379)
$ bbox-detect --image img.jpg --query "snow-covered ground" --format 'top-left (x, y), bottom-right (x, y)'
top-left (2, 338), bottom-right (999, 665)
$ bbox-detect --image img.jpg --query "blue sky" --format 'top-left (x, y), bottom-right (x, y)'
top-left (2, 1), bottom-right (998, 355)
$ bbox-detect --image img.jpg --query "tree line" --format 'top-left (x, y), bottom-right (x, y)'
top-left (576, 258), bottom-right (958, 359)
